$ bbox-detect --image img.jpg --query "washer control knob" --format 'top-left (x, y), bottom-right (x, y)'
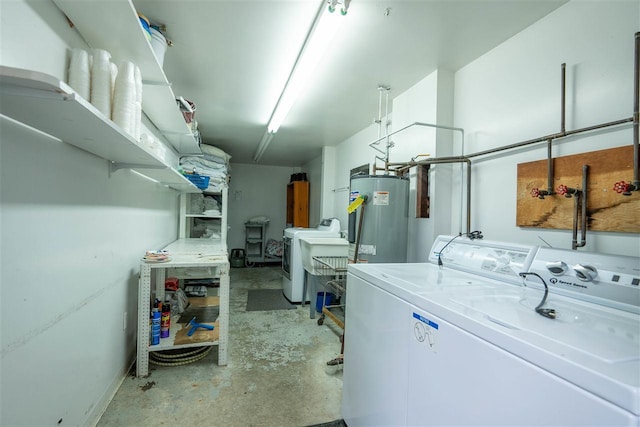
top-left (546, 261), bottom-right (568, 276)
top-left (574, 264), bottom-right (598, 282)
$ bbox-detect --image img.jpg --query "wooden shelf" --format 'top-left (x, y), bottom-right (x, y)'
top-left (149, 312), bottom-right (218, 351)
top-left (53, 0), bottom-right (201, 154)
top-left (0, 66), bottom-right (199, 193)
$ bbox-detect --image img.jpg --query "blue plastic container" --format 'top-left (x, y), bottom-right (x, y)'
top-left (138, 14), bottom-right (151, 40)
top-left (183, 173), bottom-right (210, 190)
top-left (316, 292), bottom-right (335, 313)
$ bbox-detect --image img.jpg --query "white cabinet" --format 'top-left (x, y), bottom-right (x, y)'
top-left (179, 188), bottom-right (228, 243)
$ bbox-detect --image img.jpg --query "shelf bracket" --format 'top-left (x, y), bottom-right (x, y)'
top-left (0, 84), bottom-right (73, 101)
top-left (109, 161), bottom-right (166, 173)
top-left (141, 80), bottom-right (172, 87)
top-left (159, 130), bottom-right (194, 137)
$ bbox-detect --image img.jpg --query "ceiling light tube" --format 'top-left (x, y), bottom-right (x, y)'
top-left (267, 2), bottom-right (346, 134)
top-left (253, 130), bottom-right (275, 162)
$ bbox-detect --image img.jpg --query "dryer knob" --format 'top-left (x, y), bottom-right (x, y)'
top-left (574, 264), bottom-right (598, 282)
top-left (546, 261), bottom-right (568, 276)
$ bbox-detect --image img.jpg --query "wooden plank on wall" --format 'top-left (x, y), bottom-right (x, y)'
top-left (516, 145), bottom-right (639, 233)
top-left (416, 164), bottom-right (430, 218)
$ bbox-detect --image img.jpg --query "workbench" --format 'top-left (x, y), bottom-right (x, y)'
top-left (136, 239), bottom-right (229, 377)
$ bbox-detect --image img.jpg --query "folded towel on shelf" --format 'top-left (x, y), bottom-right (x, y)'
top-left (246, 215), bottom-right (270, 224)
top-left (203, 195), bottom-right (220, 211)
top-left (189, 193), bottom-right (205, 214)
top-left (192, 219), bottom-right (221, 239)
top-left (199, 143), bottom-right (231, 164)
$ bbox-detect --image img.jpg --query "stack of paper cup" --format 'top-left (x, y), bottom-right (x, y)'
top-left (68, 48), bottom-right (90, 101)
top-left (109, 62), bottom-right (118, 99)
top-left (90, 49), bottom-right (112, 118)
top-left (134, 65), bottom-right (142, 140)
top-left (112, 60), bottom-right (136, 137)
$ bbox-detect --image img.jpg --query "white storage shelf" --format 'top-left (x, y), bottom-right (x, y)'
top-left (179, 189), bottom-right (228, 241)
top-left (53, 0), bottom-right (201, 155)
top-left (137, 239), bottom-right (229, 377)
top-left (0, 66), bottom-right (200, 192)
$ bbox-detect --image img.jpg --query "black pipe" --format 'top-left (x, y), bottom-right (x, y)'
top-left (561, 63), bottom-right (566, 135)
top-left (404, 157), bottom-right (473, 237)
top-left (633, 32), bottom-right (639, 187)
top-left (467, 117), bottom-right (633, 159)
top-left (571, 192), bottom-right (580, 250)
top-left (578, 165), bottom-right (589, 248)
top-left (569, 165), bottom-right (589, 250)
top-left (547, 139), bottom-right (554, 195)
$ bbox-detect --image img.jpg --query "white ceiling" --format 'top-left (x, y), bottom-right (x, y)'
top-left (133, 0), bottom-right (567, 166)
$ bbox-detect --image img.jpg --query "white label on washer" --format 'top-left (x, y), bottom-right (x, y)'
top-left (358, 244), bottom-right (376, 255)
top-left (373, 191), bottom-right (389, 205)
top-left (413, 312), bottom-right (438, 351)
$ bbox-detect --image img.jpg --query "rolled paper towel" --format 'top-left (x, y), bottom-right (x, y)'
top-left (90, 49), bottom-right (112, 118)
top-left (112, 60), bottom-right (136, 136)
top-left (68, 48), bottom-right (90, 101)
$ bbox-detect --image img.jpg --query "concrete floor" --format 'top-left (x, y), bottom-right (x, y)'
top-left (98, 265), bottom-right (344, 427)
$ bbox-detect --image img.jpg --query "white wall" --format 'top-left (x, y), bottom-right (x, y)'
top-left (453, 0), bottom-right (639, 256)
top-left (319, 0), bottom-right (639, 259)
top-left (303, 155), bottom-right (322, 227)
top-left (1, 1), bottom-right (179, 425)
top-left (226, 163), bottom-right (299, 254)
top-left (327, 122), bottom-right (382, 236)
top-left (324, 69), bottom-right (457, 261)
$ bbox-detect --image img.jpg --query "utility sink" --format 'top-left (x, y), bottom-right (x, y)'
top-left (300, 237), bottom-right (348, 275)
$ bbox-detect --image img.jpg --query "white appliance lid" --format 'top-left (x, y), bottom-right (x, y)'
top-left (284, 218), bottom-right (341, 238)
top-left (348, 261), bottom-right (640, 415)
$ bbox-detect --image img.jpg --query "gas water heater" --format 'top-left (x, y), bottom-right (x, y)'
top-left (348, 175), bottom-right (409, 263)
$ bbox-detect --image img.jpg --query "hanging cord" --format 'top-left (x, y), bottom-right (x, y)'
top-left (518, 272), bottom-right (557, 319)
top-left (437, 233), bottom-right (462, 269)
top-left (436, 231), bottom-right (483, 269)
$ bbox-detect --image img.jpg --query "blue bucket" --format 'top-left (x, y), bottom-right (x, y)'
top-left (316, 292), bottom-right (335, 313)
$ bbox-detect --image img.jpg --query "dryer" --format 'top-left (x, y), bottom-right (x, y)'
top-left (342, 236), bottom-right (640, 426)
top-left (282, 218), bottom-right (340, 303)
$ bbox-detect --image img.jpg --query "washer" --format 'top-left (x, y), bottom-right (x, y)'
top-left (342, 236), bottom-right (640, 426)
top-left (282, 218), bottom-right (340, 303)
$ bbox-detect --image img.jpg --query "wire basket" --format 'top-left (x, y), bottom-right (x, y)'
top-left (326, 278), bottom-right (346, 297)
top-left (312, 256), bottom-right (348, 277)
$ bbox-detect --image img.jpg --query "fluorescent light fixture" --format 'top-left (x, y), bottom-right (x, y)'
top-left (267, 6), bottom-right (344, 134)
top-left (253, 130), bottom-right (275, 162)
top-left (254, 1), bottom-right (347, 162)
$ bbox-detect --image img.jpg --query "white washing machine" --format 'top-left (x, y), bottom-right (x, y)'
top-left (282, 218), bottom-right (340, 303)
top-left (342, 236), bottom-right (640, 426)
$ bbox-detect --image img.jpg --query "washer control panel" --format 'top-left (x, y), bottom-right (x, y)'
top-left (429, 236), bottom-right (536, 285)
top-left (529, 247), bottom-right (640, 312)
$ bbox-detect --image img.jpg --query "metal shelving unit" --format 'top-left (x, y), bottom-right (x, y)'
top-left (245, 222), bottom-right (266, 265)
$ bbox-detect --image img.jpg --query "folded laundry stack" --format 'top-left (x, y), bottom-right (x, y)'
top-left (180, 143), bottom-right (231, 193)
